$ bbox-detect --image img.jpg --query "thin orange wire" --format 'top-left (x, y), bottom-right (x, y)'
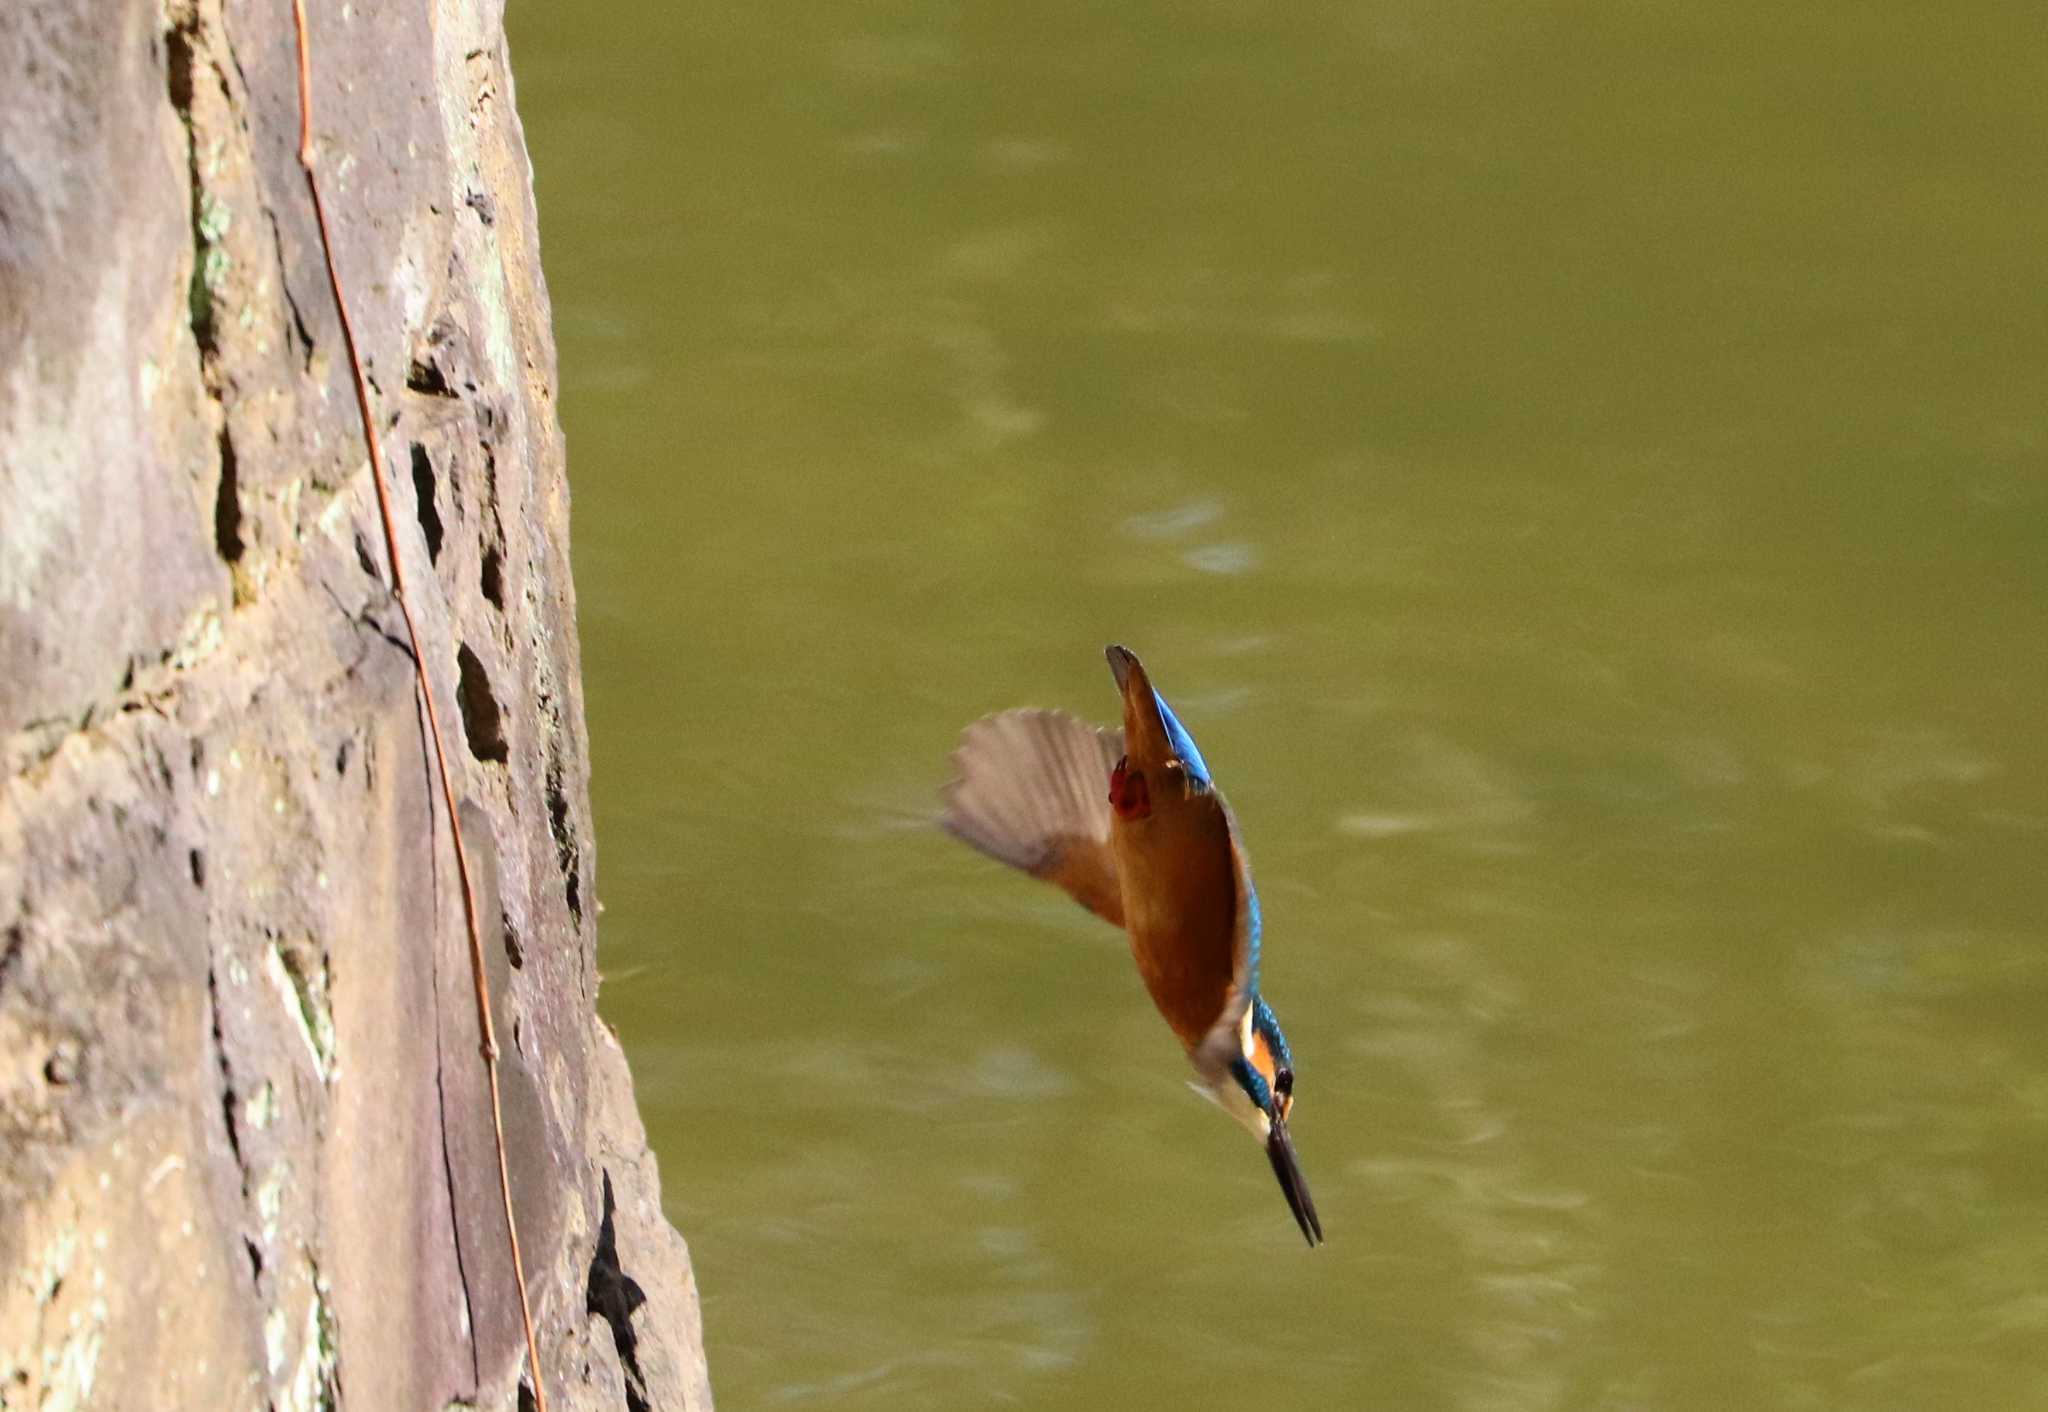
top-left (290, 3), bottom-right (548, 1406)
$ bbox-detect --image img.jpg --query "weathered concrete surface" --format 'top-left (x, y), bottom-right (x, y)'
top-left (0, 0), bottom-right (712, 1408)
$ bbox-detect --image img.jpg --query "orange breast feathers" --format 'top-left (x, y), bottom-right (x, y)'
top-left (1110, 789), bottom-right (1243, 1052)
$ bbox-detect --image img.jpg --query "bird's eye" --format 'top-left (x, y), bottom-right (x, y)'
top-left (1274, 1067), bottom-right (1294, 1099)
top-left (1109, 757), bottom-right (1152, 820)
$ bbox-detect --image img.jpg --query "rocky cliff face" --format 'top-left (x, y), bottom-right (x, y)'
top-left (0, 1), bottom-right (710, 1408)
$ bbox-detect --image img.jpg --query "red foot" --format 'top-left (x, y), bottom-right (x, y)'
top-left (1109, 756), bottom-right (1151, 820)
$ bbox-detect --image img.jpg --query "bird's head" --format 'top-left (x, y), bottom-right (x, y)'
top-left (1104, 644), bottom-right (1213, 821)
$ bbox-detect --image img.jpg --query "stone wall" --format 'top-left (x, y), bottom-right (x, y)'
top-left (0, 1), bottom-right (711, 1407)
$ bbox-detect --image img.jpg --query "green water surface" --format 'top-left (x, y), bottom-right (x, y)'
top-left (509, 3), bottom-right (2048, 1406)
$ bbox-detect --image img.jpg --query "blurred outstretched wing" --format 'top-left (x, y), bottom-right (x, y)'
top-left (940, 709), bottom-right (1126, 927)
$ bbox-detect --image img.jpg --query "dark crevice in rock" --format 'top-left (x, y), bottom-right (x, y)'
top-left (165, 10), bottom-right (205, 326)
top-left (456, 644), bottom-right (509, 763)
top-left (168, 2), bottom-right (244, 595)
top-left (409, 319), bottom-right (466, 398)
top-left (214, 427), bottom-right (244, 563)
top-left (205, 963), bottom-right (243, 1166)
top-left (478, 433), bottom-right (508, 611)
top-left (203, 0), bottom-right (310, 375)
top-left (419, 815), bottom-right (479, 1401)
top-left (205, 14), bottom-right (313, 371)
top-left (168, 11), bottom-right (225, 358)
top-left (544, 744), bottom-right (582, 924)
top-left (364, 612), bottom-right (416, 665)
top-left (536, 667), bottom-right (584, 924)
top-left (587, 1171), bottom-right (652, 1412)
top-left (501, 909), bottom-right (524, 970)
top-left (189, 848), bottom-right (206, 888)
top-left (264, 209), bottom-right (317, 368)
top-left (354, 528), bottom-right (385, 584)
top-left (411, 443), bottom-right (445, 565)
top-left (163, 16), bottom-right (198, 101)
top-left (42, 1043), bottom-right (79, 1086)
top-left (432, 990), bottom-right (483, 1391)
top-left (407, 356), bottom-right (456, 398)
top-left (145, 739), bottom-right (176, 791)
top-left (0, 923), bottom-right (23, 997)
top-left (204, 957), bottom-right (254, 1228)
top-left (479, 544), bottom-right (505, 609)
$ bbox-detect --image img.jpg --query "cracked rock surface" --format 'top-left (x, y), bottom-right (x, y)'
top-left (0, 0), bottom-right (712, 1407)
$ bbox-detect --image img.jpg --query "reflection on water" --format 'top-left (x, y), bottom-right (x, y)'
top-left (510, 0), bottom-right (2048, 1406)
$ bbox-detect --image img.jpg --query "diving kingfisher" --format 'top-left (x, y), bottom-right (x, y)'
top-left (940, 644), bottom-right (1323, 1246)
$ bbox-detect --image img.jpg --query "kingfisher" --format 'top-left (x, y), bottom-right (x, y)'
top-left (939, 644), bottom-right (1322, 1246)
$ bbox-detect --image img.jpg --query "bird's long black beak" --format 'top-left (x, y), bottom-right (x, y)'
top-left (1266, 1117), bottom-right (1323, 1248)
